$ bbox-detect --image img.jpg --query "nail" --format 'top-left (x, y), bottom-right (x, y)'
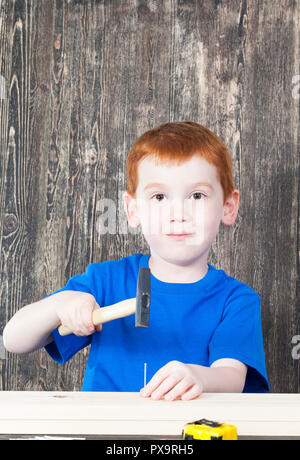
top-left (144, 363), bottom-right (147, 387)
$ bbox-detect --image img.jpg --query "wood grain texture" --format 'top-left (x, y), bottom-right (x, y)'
top-left (1, 391), bottom-right (300, 437)
top-left (0, 0), bottom-right (299, 393)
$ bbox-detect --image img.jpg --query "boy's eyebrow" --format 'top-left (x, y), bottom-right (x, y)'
top-left (144, 182), bottom-right (214, 191)
top-left (143, 182), bottom-right (166, 191)
top-left (190, 182), bottom-right (214, 190)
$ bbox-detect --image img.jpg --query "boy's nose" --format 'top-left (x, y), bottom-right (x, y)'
top-left (160, 200), bottom-right (196, 235)
top-left (170, 216), bottom-right (187, 223)
top-left (169, 199), bottom-right (190, 222)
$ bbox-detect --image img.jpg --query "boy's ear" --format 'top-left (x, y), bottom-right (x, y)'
top-left (122, 191), bottom-right (141, 228)
top-left (221, 190), bottom-right (239, 226)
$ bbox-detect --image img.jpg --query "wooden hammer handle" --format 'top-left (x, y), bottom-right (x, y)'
top-left (58, 298), bottom-right (136, 336)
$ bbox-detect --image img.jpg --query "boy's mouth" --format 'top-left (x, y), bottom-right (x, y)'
top-left (166, 233), bottom-right (193, 240)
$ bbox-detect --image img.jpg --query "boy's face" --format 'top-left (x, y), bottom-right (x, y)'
top-left (123, 155), bottom-right (239, 266)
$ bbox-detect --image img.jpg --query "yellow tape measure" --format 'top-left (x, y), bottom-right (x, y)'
top-left (182, 418), bottom-right (238, 440)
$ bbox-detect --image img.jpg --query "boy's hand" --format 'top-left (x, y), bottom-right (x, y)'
top-left (54, 290), bottom-right (102, 336)
top-left (140, 361), bottom-right (203, 401)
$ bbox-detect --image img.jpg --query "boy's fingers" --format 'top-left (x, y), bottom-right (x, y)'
top-left (141, 366), bottom-right (173, 398)
top-left (164, 378), bottom-right (193, 401)
top-left (80, 304), bottom-right (95, 333)
top-left (76, 300), bottom-right (100, 335)
top-left (181, 383), bottom-right (203, 400)
top-left (141, 371), bottom-right (164, 396)
top-left (93, 303), bottom-right (102, 332)
top-left (140, 376), bottom-right (162, 397)
top-left (150, 375), bottom-right (183, 400)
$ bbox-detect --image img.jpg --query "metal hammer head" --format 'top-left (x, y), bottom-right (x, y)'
top-left (135, 267), bottom-right (151, 328)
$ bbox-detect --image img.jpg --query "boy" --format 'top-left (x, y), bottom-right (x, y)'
top-left (3, 121), bottom-right (269, 399)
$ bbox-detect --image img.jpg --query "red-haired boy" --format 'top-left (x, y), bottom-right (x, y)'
top-left (4, 122), bottom-right (269, 397)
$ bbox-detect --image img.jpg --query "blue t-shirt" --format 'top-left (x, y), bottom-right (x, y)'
top-left (45, 253), bottom-right (269, 393)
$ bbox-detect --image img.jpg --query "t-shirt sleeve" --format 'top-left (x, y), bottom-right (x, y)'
top-left (44, 264), bottom-right (100, 364)
top-left (208, 286), bottom-right (270, 393)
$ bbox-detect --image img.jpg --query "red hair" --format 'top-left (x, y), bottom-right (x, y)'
top-left (126, 121), bottom-right (235, 204)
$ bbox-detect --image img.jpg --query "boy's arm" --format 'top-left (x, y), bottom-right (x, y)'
top-left (3, 291), bottom-right (101, 354)
top-left (140, 359), bottom-right (247, 401)
top-left (3, 295), bottom-right (61, 354)
top-left (204, 358), bottom-right (247, 392)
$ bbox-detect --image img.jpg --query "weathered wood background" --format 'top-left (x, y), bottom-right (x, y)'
top-left (0, 0), bottom-right (299, 393)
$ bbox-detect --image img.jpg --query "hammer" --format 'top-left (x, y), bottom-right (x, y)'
top-left (58, 267), bottom-right (151, 336)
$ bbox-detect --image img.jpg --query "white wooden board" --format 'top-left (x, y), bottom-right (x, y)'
top-left (0, 392), bottom-right (300, 437)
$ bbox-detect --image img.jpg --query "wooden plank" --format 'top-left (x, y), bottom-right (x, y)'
top-left (0, 392), bottom-right (300, 437)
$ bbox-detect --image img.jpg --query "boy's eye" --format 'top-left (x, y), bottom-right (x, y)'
top-left (152, 193), bottom-right (165, 202)
top-left (150, 193), bottom-right (206, 201)
top-left (191, 192), bottom-right (206, 200)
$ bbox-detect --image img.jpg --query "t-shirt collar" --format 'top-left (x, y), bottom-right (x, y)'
top-left (138, 253), bottom-right (218, 294)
